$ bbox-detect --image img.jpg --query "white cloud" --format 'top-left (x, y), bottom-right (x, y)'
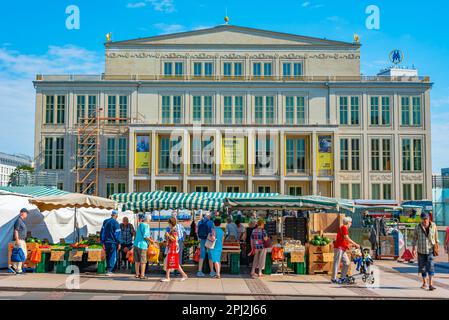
top-left (127, 0), bottom-right (176, 13)
top-left (301, 1), bottom-right (324, 9)
top-left (0, 45), bottom-right (102, 157)
top-left (153, 23), bottom-right (186, 34)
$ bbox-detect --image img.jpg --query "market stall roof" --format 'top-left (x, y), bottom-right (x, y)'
top-left (123, 196), bottom-right (224, 212)
top-left (0, 186), bottom-right (69, 198)
top-left (110, 191), bottom-right (174, 202)
top-left (29, 193), bottom-right (116, 212)
top-left (190, 192), bottom-right (280, 199)
top-left (224, 195), bottom-right (340, 210)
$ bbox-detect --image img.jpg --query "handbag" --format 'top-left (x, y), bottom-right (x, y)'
top-left (166, 242), bottom-right (179, 270)
top-left (421, 223), bottom-right (439, 256)
top-left (205, 233), bottom-right (216, 250)
top-left (11, 247), bottom-right (26, 263)
top-left (263, 238), bottom-right (272, 249)
top-left (193, 247), bottom-right (201, 263)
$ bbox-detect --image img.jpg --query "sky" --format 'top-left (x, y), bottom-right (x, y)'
top-left (0, 0), bottom-right (448, 173)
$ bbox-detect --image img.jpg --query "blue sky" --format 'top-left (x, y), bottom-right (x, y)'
top-left (0, 0), bottom-right (448, 172)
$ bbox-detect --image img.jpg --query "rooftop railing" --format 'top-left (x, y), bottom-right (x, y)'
top-left (35, 74), bottom-right (431, 83)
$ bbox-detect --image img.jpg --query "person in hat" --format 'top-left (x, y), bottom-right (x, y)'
top-left (100, 210), bottom-right (122, 276)
top-left (412, 212), bottom-right (440, 291)
top-left (9, 208), bottom-right (29, 275)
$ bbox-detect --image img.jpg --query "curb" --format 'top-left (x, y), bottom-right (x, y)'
top-left (0, 286), bottom-right (446, 300)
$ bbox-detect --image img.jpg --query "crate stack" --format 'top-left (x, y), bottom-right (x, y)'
top-left (308, 244), bottom-right (334, 275)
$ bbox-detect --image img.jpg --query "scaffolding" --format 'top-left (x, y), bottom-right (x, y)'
top-left (75, 108), bottom-right (130, 196)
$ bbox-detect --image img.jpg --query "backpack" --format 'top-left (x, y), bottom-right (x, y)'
top-left (198, 219), bottom-right (209, 240)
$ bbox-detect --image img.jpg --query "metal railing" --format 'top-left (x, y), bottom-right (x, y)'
top-left (35, 74), bottom-right (431, 83)
top-left (432, 175), bottom-right (449, 189)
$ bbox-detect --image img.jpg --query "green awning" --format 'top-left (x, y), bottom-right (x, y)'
top-left (190, 192), bottom-right (280, 199)
top-left (224, 195), bottom-right (337, 210)
top-left (0, 186), bottom-right (69, 198)
top-left (123, 197), bottom-right (224, 211)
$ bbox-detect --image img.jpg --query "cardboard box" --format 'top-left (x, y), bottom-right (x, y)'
top-left (313, 252), bottom-right (334, 262)
top-left (50, 251), bottom-right (66, 262)
top-left (87, 250), bottom-right (104, 262)
top-left (290, 250), bottom-right (305, 263)
top-left (379, 236), bottom-right (395, 256)
top-left (309, 213), bottom-right (344, 234)
top-left (69, 250), bottom-right (84, 262)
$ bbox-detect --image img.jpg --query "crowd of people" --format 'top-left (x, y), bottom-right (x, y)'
top-left (7, 207), bottom-right (448, 291)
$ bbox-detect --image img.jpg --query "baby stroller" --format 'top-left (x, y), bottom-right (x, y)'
top-left (345, 248), bottom-right (375, 285)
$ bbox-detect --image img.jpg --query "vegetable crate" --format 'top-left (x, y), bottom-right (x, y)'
top-left (308, 244), bottom-right (334, 275)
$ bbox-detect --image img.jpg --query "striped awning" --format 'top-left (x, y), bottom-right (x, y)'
top-left (189, 192), bottom-right (280, 199)
top-left (110, 191), bottom-right (172, 202)
top-left (0, 186), bottom-right (69, 198)
top-left (123, 197), bottom-right (224, 211)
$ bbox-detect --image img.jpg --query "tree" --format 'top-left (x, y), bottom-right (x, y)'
top-left (8, 165), bottom-right (34, 186)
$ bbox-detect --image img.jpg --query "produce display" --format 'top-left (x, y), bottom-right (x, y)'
top-left (183, 239), bottom-right (199, 247)
top-left (309, 235), bottom-right (332, 247)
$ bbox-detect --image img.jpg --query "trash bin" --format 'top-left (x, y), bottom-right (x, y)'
top-left (263, 252), bottom-right (272, 275)
top-left (229, 253), bottom-right (240, 275)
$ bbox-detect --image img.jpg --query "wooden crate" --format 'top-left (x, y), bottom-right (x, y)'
top-left (308, 244), bottom-right (333, 254)
top-left (50, 250), bottom-right (66, 262)
top-left (308, 261), bottom-right (332, 274)
top-left (313, 252), bottom-right (334, 262)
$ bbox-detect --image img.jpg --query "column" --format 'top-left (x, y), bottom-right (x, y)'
top-left (312, 131), bottom-right (318, 195)
top-left (279, 130), bottom-right (285, 194)
top-left (128, 129), bottom-right (135, 192)
top-left (215, 129), bottom-right (221, 192)
top-left (151, 131), bottom-right (156, 191)
top-left (183, 129), bottom-right (189, 192)
top-left (247, 129), bottom-right (254, 193)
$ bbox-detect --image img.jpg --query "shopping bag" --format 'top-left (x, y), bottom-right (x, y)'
top-left (166, 244), bottom-right (179, 270)
top-left (205, 234), bottom-right (216, 250)
top-left (193, 247), bottom-right (200, 263)
top-left (11, 247), bottom-right (26, 263)
top-left (148, 245), bottom-right (160, 264)
top-left (30, 248), bottom-right (42, 264)
top-left (126, 250), bottom-right (134, 263)
top-left (271, 247), bottom-right (284, 261)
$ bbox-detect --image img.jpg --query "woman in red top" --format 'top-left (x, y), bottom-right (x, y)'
top-left (331, 217), bottom-right (360, 284)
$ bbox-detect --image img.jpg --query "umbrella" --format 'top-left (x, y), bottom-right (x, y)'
top-left (29, 193), bottom-right (117, 242)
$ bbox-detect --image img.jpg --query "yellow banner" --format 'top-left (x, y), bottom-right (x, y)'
top-left (221, 137), bottom-right (246, 172)
top-left (135, 135), bottom-right (150, 170)
top-left (317, 135), bottom-right (333, 172)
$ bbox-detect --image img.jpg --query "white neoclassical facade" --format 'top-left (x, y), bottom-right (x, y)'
top-left (33, 25), bottom-right (432, 201)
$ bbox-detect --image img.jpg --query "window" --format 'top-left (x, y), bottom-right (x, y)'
top-left (117, 183), bottom-right (126, 194)
top-left (88, 95), bottom-right (97, 119)
top-left (371, 138), bottom-right (391, 171)
top-left (383, 184), bottom-right (392, 200)
top-left (193, 96), bottom-right (213, 124)
top-left (253, 62), bottom-right (261, 77)
top-left (401, 96), bottom-right (422, 126)
top-left (340, 138), bottom-right (360, 171)
top-left (106, 183), bottom-right (115, 198)
top-left (119, 96), bottom-right (128, 123)
top-left (282, 63), bottom-right (291, 77)
top-left (118, 138), bottom-right (127, 168)
top-left (352, 184), bottom-right (361, 199)
top-left (56, 96), bottom-right (65, 124)
top-left (55, 138), bottom-right (64, 170)
top-left (372, 184), bottom-right (381, 200)
top-left (45, 96), bottom-right (54, 124)
top-left (107, 138), bottom-right (115, 168)
top-left (161, 95), bottom-right (183, 124)
top-left (255, 96), bottom-right (275, 124)
top-left (258, 186), bottom-right (271, 193)
top-left (285, 96), bottom-right (305, 125)
top-left (226, 186), bottom-right (240, 193)
top-left (370, 96), bottom-right (391, 126)
top-left (195, 186), bottom-right (209, 192)
top-left (164, 62), bottom-right (183, 76)
top-left (234, 63), bottom-right (242, 76)
top-left (191, 137), bottom-right (213, 174)
top-left (289, 186), bottom-right (302, 196)
top-left (255, 137), bottom-right (275, 173)
top-left (341, 184), bottom-right (349, 199)
top-left (44, 137), bottom-right (53, 170)
top-left (224, 62), bottom-right (232, 77)
top-left (403, 184), bottom-right (412, 201)
top-left (402, 138), bottom-right (422, 171)
top-left (175, 62), bottom-right (183, 76)
top-left (294, 63), bottom-right (302, 77)
top-left (264, 63), bottom-right (272, 76)
top-left (57, 182), bottom-right (64, 191)
top-left (414, 184), bottom-right (423, 200)
top-left (159, 137), bottom-right (182, 174)
top-left (223, 96), bottom-right (244, 124)
top-left (76, 95), bottom-right (85, 122)
top-left (286, 138), bottom-right (306, 174)
top-left (194, 63), bottom-right (202, 77)
top-left (164, 62), bottom-right (173, 76)
top-left (223, 62), bottom-right (243, 77)
top-left (204, 63), bottom-right (213, 76)
top-left (339, 96), bottom-right (359, 125)
top-left (108, 96), bottom-right (116, 123)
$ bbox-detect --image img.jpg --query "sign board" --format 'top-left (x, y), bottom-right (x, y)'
top-left (317, 135), bottom-right (333, 173)
top-left (135, 135), bottom-right (150, 173)
top-left (221, 137), bottom-right (246, 172)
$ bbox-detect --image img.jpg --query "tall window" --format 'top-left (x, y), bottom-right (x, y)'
top-left (370, 96), bottom-right (391, 126)
top-left (253, 62), bottom-right (272, 77)
top-left (341, 184), bottom-right (349, 199)
top-left (255, 96), bottom-right (275, 124)
top-left (191, 137), bottom-right (213, 174)
top-left (340, 138), bottom-right (360, 171)
top-left (223, 96), bottom-right (244, 124)
top-left (371, 139), bottom-right (380, 171)
top-left (175, 62), bottom-right (183, 76)
top-left (352, 183), bottom-right (361, 199)
top-left (163, 62), bottom-right (183, 76)
top-left (119, 96), bottom-right (128, 123)
top-left (44, 137), bottom-right (53, 170)
top-left (88, 95), bottom-right (97, 119)
top-left (403, 184), bottom-right (412, 201)
top-left (107, 138), bottom-right (115, 168)
top-left (282, 62), bottom-right (302, 78)
top-left (402, 138), bottom-right (422, 171)
top-left (193, 62), bottom-right (202, 77)
top-left (223, 62), bottom-right (243, 77)
top-left (223, 62), bottom-right (232, 77)
top-left (56, 96), bottom-right (65, 124)
top-left (258, 186), bottom-right (271, 193)
top-left (341, 183), bottom-right (361, 199)
top-left (45, 96), bottom-right (55, 124)
top-left (234, 62), bottom-right (242, 76)
top-left (106, 183), bottom-right (115, 198)
top-left (339, 96), bottom-right (359, 125)
top-left (192, 96), bottom-right (213, 124)
top-left (117, 183), bottom-right (126, 194)
top-left (118, 138), bottom-right (127, 168)
top-left (286, 138), bottom-right (306, 174)
top-left (204, 62), bottom-right (213, 76)
top-left (289, 186), bottom-right (302, 196)
top-left (255, 137), bottom-right (275, 173)
top-left (285, 96), bottom-right (305, 125)
top-left (108, 96), bottom-right (116, 123)
top-left (401, 96), bottom-right (422, 126)
top-left (282, 63), bottom-right (291, 77)
top-left (414, 184), bottom-right (423, 200)
top-left (55, 138), bottom-right (64, 170)
top-left (159, 137), bottom-right (181, 174)
top-left (161, 95), bottom-right (182, 124)
top-left (383, 184), bottom-right (392, 200)
top-left (372, 184), bottom-right (381, 200)
top-left (76, 95), bottom-right (85, 122)
top-left (253, 62), bottom-right (261, 77)
top-left (382, 139), bottom-right (392, 171)
top-left (371, 138), bottom-right (391, 171)
top-left (164, 62), bottom-right (173, 76)
top-left (264, 63), bottom-right (272, 76)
